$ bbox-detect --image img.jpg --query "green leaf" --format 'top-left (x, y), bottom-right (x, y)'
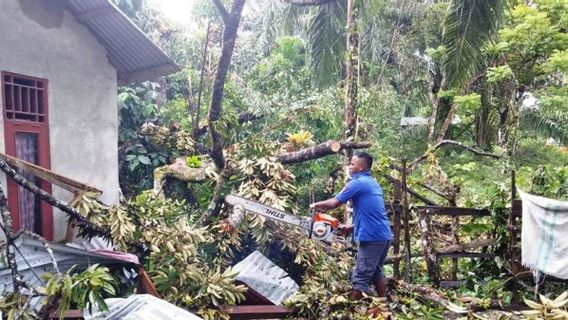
top-left (138, 155), bottom-right (151, 165)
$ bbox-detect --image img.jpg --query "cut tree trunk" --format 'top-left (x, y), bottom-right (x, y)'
top-left (277, 140), bottom-right (371, 164)
top-left (153, 158), bottom-right (217, 196)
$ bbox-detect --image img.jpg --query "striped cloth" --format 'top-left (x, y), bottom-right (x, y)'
top-left (519, 190), bottom-right (568, 279)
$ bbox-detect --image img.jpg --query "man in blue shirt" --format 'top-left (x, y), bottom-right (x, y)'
top-left (310, 151), bottom-right (391, 300)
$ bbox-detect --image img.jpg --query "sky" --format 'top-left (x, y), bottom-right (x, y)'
top-left (147, 0), bottom-right (196, 26)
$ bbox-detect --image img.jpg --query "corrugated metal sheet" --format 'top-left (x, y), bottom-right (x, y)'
top-left (400, 116), bottom-right (431, 127)
top-left (0, 235), bottom-right (137, 311)
top-left (66, 0), bottom-right (179, 83)
top-left (84, 294), bottom-right (204, 320)
top-left (232, 250), bottom-right (299, 305)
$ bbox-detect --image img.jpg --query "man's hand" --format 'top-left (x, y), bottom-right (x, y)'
top-left (337, 224), bottom-right (354, 236)
top-left (310, 198), bottom-right (342, 211)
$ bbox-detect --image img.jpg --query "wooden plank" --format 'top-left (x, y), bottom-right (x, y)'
top-left (512, 199), bottom-right (522, 218)
top-left (437, 252), bottom-right (494, 259)
top-left (417, 206), bottom-right (491, 217)
top-left (437, 238), bottom-right (497, 254)
top-left (137, 268), bottom-right (161, 298)
top-left (0, 152), bottom-right (102, 194)
top-left (223, 305), bottom-right (293, 319)
top-left (49, 309), bottom-right (84, 319)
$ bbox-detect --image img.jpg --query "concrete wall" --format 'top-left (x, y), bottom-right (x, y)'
top-left (0, 0), bottom-right (119, 241)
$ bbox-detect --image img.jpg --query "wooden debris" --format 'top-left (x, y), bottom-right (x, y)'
top-left (437, 238), bottom-right (498, 254)
top-left (0, 152), bottom-right (102, 195)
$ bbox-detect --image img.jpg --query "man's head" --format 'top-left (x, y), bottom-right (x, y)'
top-left (349, 152), bottom-right (373, 175)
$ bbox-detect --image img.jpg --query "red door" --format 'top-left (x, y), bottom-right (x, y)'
top-left (2, 72), bottom-right (53, 240)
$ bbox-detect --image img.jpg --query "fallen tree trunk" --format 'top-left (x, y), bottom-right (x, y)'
top-left (278, 140), bottom-right (371, 164)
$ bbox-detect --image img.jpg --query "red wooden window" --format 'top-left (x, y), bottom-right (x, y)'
top-left (2, 71), bottom-right (52, 240)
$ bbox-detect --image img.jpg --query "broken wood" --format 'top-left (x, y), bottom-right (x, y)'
top-left (394, 280), bottom-right (449, 308)
top-left (152, 157), bottom-right (216, 196)
top-left (278, 140), bottom-right (371, 164)
top-left (0, 152), bottom-right (102, 195)
top-left (437, 238), bottom-right (498, 254)
top-left (137, 268), bottom-right (161, 298)
top-left (0, 159), bottom-right (110, 239)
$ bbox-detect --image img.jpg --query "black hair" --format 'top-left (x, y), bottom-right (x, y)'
top-left (353, 151), bottom-right (373, 170)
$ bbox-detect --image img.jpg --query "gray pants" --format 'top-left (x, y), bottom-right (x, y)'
top-left (351, 240), bottom-right (390, 293)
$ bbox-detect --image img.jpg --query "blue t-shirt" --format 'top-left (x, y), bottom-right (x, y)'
top-left (335, 171), bottom-right (391, 242)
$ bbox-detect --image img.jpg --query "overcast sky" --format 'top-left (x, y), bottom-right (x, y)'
top-left (147, 0), bottom-right (196, 26)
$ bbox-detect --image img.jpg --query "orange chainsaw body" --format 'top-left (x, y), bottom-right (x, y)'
top-left (313, 212), bottom-right (340, 228)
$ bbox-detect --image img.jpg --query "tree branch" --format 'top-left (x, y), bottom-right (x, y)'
top-left (208, 0), bottom-right (246, 170)
top-left (277, 140), bottom-right (371, 164)
top-left (212, 0), bottom-right (229, 23)
top-left (410, 140), bottom-right (501, 172)
top-left (0, 159), bottom-right (111, 239)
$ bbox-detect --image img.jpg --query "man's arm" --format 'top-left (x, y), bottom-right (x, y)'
top-left (310, 198), bottom-right (342, 211)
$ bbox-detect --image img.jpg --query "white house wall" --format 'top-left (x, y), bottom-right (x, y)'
top-left (0, 0), bottom-right (119, 241)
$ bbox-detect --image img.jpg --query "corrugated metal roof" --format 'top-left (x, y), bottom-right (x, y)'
top-left (232, 250), bottom-right (299, 305)
top-left (400, 116), bottom-right (431, 127)
top-left (66, 0), bottom-right (179, 84)
top-left (84, 294), bottom-right (204, 320)
top-left (0, 235), bottom-right (137, 311)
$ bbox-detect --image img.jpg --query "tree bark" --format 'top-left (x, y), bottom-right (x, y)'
top-left (0, 159), bottom-right (110, 239)
top-left (209, 0), bottom-right (246, 170)
top-left (153, 158), bottom-right (217, 196)
top-left (342, 0), bottom-right (359, 163)
top-left (277, 141), bottom-right (371, 165)
top-left (193, 21), bottom-right (212, 140)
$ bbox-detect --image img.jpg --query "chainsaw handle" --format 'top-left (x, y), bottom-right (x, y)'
top-left (308, 208), bottom-right (315, 239)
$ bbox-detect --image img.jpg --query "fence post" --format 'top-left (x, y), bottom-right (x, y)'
top-left (419, 207), bottom-right (439, 287)
top-left (402, 160), bottom-right (412, 282)
top-left (392, 179), bottom-right (402, 278)
top-left (510, 170), bottom-right (520, 305)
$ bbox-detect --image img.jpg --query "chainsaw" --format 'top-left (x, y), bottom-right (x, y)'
top-left (223, 194), bottom-right (345, 243)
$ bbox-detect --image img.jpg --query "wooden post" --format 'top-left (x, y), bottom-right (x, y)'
top-left (448, 185), bottom-right (459, 281)
top-left (510, 170), bottom-right (520, 305)
top-left (392, 179), bottom-right (402, 278)
top-left (419, 208), bottom-right (439, 286)
top-left (402, 160), bottom-right (412, 282)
